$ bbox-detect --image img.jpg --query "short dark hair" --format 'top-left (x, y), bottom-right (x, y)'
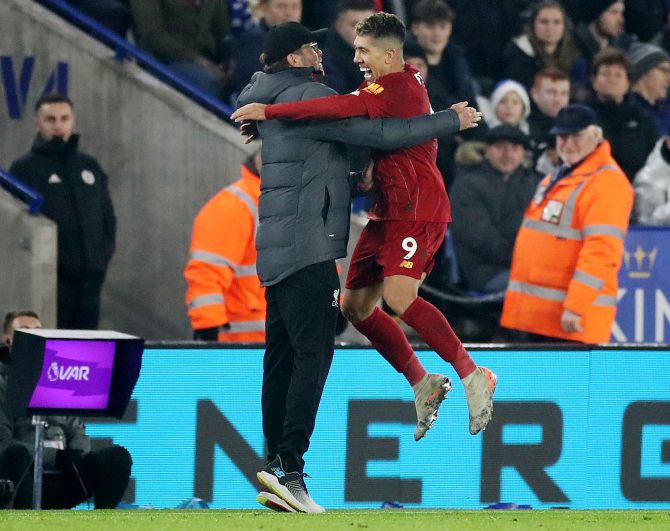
top-left (356, 12), bottom-right (406, 44)
top-left (338, 0), bottom-right (375, 14)
top-left (34, 93), bottom-right (73, 113)
top-left (260, 54), bottom-right (292, 73)
top-left (3, 310), bottom-right (39, 335)
top-left (590, 47), bottom-right (631, 78)
top-left (411, 0), bottom-right (455, 25)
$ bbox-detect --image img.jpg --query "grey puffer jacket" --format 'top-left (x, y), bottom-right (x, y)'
top-left (237, 67), bottom-right (461, 286)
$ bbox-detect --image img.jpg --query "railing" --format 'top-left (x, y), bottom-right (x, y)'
top-left (35, 0), bottom-right (235, 120)
top-left (0, 168), bottom-right (44, 214)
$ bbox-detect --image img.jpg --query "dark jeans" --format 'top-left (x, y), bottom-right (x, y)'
top-left (57, 277), bottom-right (104, 329)
top-left (0, 443), bottom-right (132, 509)
top-left (262, 261), bottom-right (340, 473)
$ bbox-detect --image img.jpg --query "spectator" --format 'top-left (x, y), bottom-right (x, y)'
top-left (448, 0), bottom-right (531, 93)
top-left (633, 136), bottom-right (670, 224)
top-left (322, 0), bottom-right (376, 94)
top-left (629, 42), bottom-right (670, 136)
top-left (503, 0), bottom-right (580, 90)
top-left (586, 48), bottom-right (659, 181)
top-left (234, 0), bottom-right (303, 93)
top-left (572, 0), bottom-right (634, 70)
top-left (528, 67), bottom-right (571, 171)
top-left (485, 79), bottom-right (531, 133)
top-left (9, 94), bottom-right (116, 330)
top-left (0, 310), bottom-right (132, 509)
top-left (500, 104), bottom-right (633, 343)
top-left (184, 148), bottom-right (266, 342)
top-left (129, 0), bottom-right (233, 102)
top-left (623, 0), bottom-right (667, 42)
top-left (409, 0), bottom-right (478, 110)
top-left (66, 0), bottom-right (132, 36)
top-left (451, 125), bottom-right (541, 293)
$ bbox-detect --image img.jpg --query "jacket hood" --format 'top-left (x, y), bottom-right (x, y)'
top-left (236, 67), bottom-right (317, 106)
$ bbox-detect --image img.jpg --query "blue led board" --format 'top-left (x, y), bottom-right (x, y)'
top-left (85, 346), bottom-right (670, 509)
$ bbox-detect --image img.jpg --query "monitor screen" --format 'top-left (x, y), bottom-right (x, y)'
top-left (28, 339), bottom-right (115, 410)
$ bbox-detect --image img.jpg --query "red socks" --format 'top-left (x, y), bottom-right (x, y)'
top-left (400, 297), bottom-right (476, 379)
top-left (353, 307), bottom-right (427, 385)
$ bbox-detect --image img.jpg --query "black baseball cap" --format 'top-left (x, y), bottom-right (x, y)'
top-left (485, 124), bottom-right (531, 149)
top-left (262, 22), bottom-right (324, 65)
top-left (549, 104), bottom-right (598, 135)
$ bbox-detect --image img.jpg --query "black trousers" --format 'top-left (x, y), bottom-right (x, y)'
top-left (57, 276), bottom-right (104, 329)
top-left (0, 443), bottom-right (131, 509)
top-left (262, 260), bottom-right (340, 473)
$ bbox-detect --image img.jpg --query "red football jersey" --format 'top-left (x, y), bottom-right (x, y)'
top-left (264, 64), bottom-right (451, 222)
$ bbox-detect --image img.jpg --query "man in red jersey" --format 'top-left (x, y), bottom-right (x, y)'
top-left (232, 12), bottom-right (497, 438)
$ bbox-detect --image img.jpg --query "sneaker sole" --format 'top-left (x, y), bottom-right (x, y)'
top-left (257, 491), bottom-right (296, 512)
top-left (470, 368), bottom-right (498, 435)
top-left (257, 471), bottom-right (311, 513)
top-left (415, 377), bottom-right (452, 441)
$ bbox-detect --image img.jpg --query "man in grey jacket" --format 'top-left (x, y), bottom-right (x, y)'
top-left (236, 21), bottom-right (479, 513)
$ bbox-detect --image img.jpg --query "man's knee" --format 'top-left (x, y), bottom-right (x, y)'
top-left (0, 443), bottom-right (31, 473)
top-left (341, 297), bottom-right (373, 324)
top-left (89, 445), bottom-right (132, 478)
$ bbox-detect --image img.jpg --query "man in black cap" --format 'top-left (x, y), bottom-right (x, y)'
top-left (572, 0), bottom-right (634, 66)
top-left (501, 103), bottom-right (634, 343)
top-left (234, 20), bottom-right (480, 513)
top-left (451, 125), bottom-right (541, 294)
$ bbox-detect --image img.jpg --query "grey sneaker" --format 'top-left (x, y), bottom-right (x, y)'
top-left (464, 366), bottom-right (497, 435)
top-left (257, 455), bottom-right (325, 514)
top-left (413, 373), bottom-right (452, 441)
top-left (257, 491), bottom-right (296, 512)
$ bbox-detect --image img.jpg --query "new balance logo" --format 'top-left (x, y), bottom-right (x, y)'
top-left (363, 83), bottom-right (384, 95)
top-left (271, 467), bottom-right (285, 478)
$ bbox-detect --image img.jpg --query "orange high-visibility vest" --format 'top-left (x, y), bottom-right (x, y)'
top-left (500, 141), bottom-right (633, 343)
top-left (184, 164), bottom-right (266, 342)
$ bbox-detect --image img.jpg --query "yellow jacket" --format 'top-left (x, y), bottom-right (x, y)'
top-left (184, 164), bottom-right (265, 342)
top-left (501, 141), bottom-right (633, 342)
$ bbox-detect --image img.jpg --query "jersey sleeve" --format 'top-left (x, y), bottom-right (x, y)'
top-left (265, 93), bottom-right (370, 120)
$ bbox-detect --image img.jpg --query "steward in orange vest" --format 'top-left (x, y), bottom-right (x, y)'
top-left (184, 152), bottom-right (266, 342)
top-left (501, 104), bottom-right (633, 343)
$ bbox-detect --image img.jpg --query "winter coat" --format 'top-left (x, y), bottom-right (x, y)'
top-left (587, 93), bottom-right (660, 181)
top-left (451, 160), bottom-right (541, 290)
top-left (9, 135), bottom-right (116, 280)
top-left (633, 137), bottom-right (670, 224)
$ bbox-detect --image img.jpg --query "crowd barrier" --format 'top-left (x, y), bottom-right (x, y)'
top-left (85, 343), bottom-right (670, 509)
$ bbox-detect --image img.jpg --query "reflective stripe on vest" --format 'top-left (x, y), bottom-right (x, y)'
top-left (188, 293), bottom-right (225, 310)
top-left (583, 224), bottom-right (627, 240)
top-left (190, 250), bottom-right (257, 278)
top-left (226, 184), bottom-right (259, 236)
top-left (220, 320), bottom-right (265, 333)
top-left (524, 164), bottom-right (622, 241)
top-left (507, 280), bottom-right (617, 307)
top-left (191, 250), bottom-right (235, 269)
top-left (573, 270), bottom-right (604, 291)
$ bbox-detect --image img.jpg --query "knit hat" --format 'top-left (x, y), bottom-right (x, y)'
top-left (490, 79), bottom-right (531, 123)
top-left (581, 0), bottom-right (622, 24)
top-left (485, 124), bottom-right (531, 149)
top-left (628, 42), bottom-right (670, 84)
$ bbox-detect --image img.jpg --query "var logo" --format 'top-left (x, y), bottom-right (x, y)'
top-left (1, 56), bottom-right (69, 119)
top-left (47, 361), bottom-right (90, 382)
